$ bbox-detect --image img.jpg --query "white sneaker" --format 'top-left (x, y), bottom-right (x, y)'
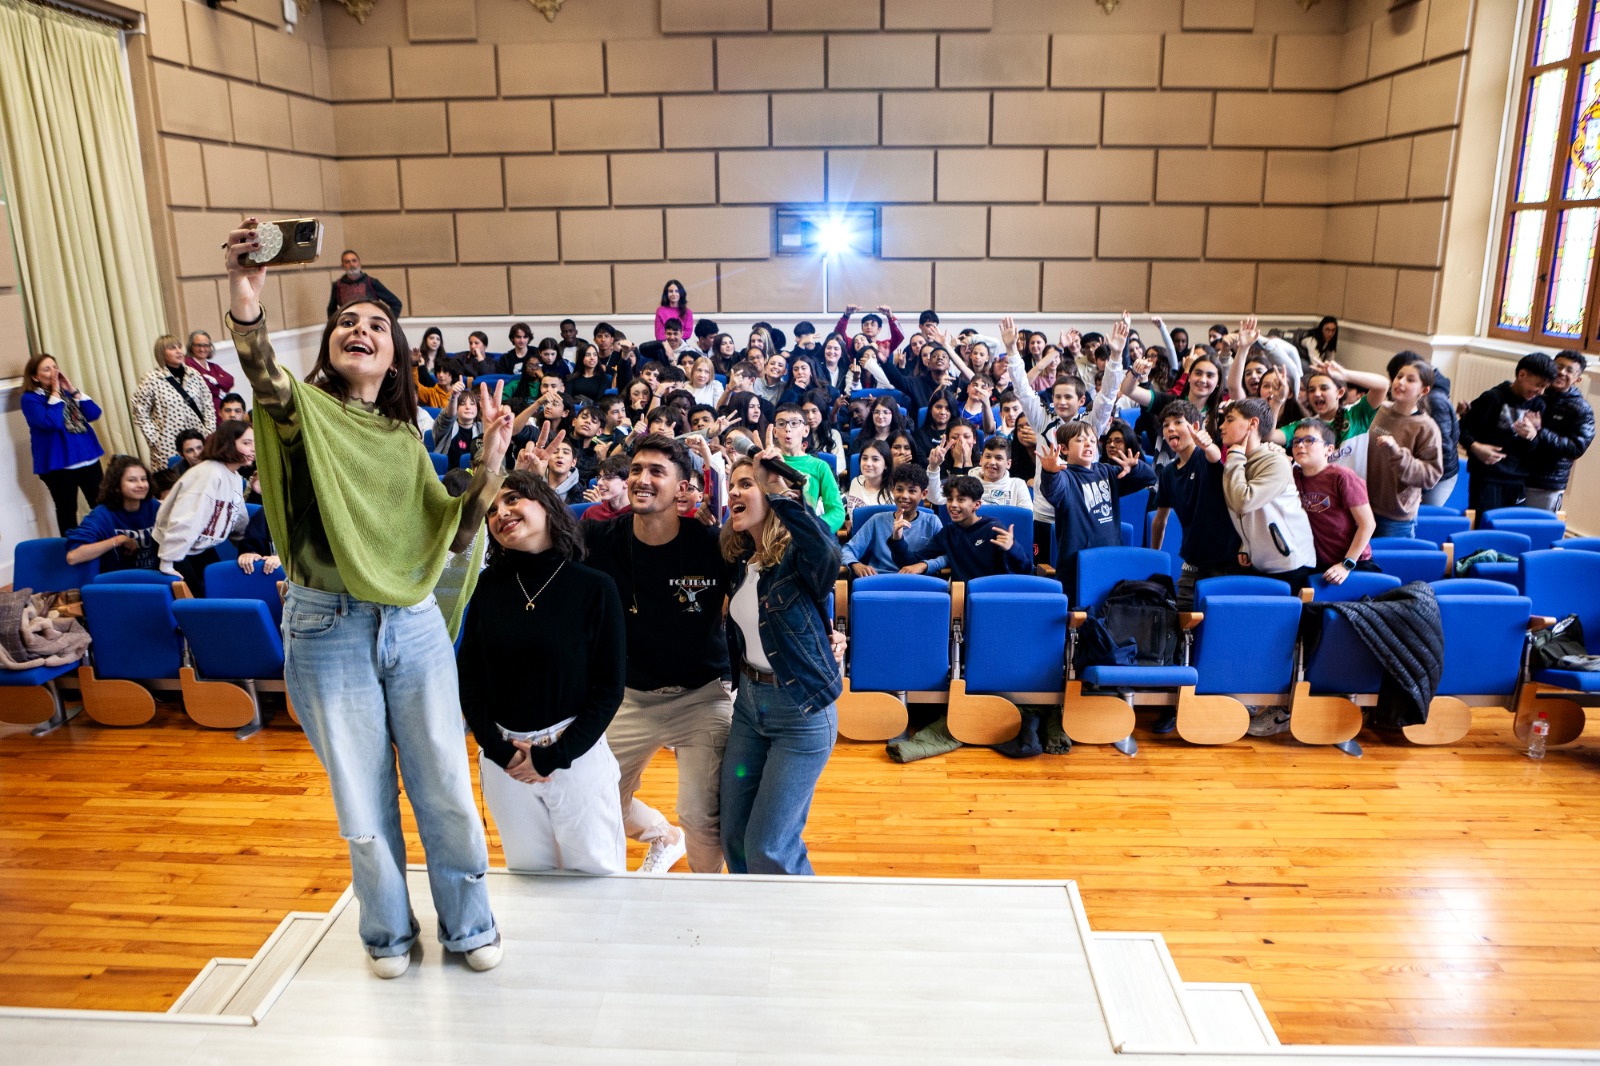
top-left (465, 933), bottom-right (503, 972)
top-left (1247, 706), bottom-right (1292, 737)
top-left (369, 952), bottom-right (409, 979)
top-left (637, 828), bottom-right (687, 873)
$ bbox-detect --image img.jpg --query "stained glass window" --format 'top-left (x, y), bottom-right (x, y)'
top-left (1538, 0), bottom-right (1582, 64)
top-left (1500, 211), bottom-right (1545, 332)
top-left (1565, 63), bottom-right (1600, 198)
top-left (1521, 71), bottom-right (1569, 202)
top-left (1545, 208), bottom-right (1600, 335)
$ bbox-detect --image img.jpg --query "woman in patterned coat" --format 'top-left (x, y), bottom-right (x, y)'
top-left (131, 334), bottom-right (216, 466)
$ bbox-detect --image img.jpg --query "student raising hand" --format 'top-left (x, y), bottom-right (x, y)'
top-left (479, 379), bottom-right (514, 471)
top-left (992, 523), bottom-right (1015, 551)
top-left (1037, 441), bottom-right (1065, 473)
top-left (999, 315), bottom-right (1018, 352)
top-left (514, 421), bottom-right (565, 476)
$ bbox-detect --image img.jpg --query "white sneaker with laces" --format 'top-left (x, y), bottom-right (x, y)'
top-left (637, 828), bottom-right (687, 873)
top-left (1246, 707), bottom-right (1292, 737)
top-left (369, 952), bottom-right (409, 979)
top-left (465, 933), bottom-right (503, 972)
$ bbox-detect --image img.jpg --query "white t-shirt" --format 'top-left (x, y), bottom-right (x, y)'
top-left (730, 560), bottom-right (771, 671)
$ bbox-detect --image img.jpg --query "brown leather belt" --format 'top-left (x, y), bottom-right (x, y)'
top-left (740, 661), bottom-right (776, 686)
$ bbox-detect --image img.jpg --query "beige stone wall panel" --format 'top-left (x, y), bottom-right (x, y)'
top-left (611, 152), bottom-right (718, 205)
top-left (155, 66), bottom-right (235, 142)
top-left (1214, 92), bottom-right (1335, 148)
top-left (1387, 56), bottom-right (1465, 135)
top-left (253, 23), bottom-right (314, 97)
top-left (937, 149), bottom-right (1045, 202)
top-left (1051, 34), bottom-right (1160, 89)
top-left (935, 260), bottom-right (1041, 312)
top-left (341, 213), bottom-right (458, 265)
top-left (328, 48), bottom-right (393, 102)
top-left (717, 36), bottom-right (825, 91)
top-left (989, 205), bottom-right (1096, 258)
top-left (991, 92), bottom-right (1100, 146)
top-left (885, 0), bottom-right (994, 31)
top-left (607, 38), bottom-right (716, 94)
top-left (184, 4), bottom-right (257, 80)
top-left (1047, 149), bottom-right (1156, 203)
top-left (666, 207), bottom-right (772, 260)
top-left (719, 150), bottom-right (826, 204)
top-left (338, 159), bottom-right (402, 212)
top-left (393, 45), bottom-right (497, 98)
top-left (202, 144), bottom-right (271, 210)
top-left (939, 34), bottom-right (1048, 88)
top-left (268, 153), bottom-right (326, 211)
top-left (164, 138), bottom-right (207, 208)
top-left (1149, 261), bottom-right (1257, 312)
top-left (1373, 200), bottom-right (1447, 268)
top-left (829, 34), bottom-right (936, 89)
top-left (776, 0), bottom-right (882, 32)
top-left (1323, 204), bottom-right (1379, 263)
top-left (881, 204), bottom-right (988, 258)
top-left (1342, 264), bottom-right (1399, 326)
top-left (827, 149), bottom-right (934, 202)
top-left (1041, 260), bottom-right (1151, 313)
top-left (449, 99), bottom-right (554, 154)
top-left (1392, 267), bottom-right (1441, 333)
top-left (1182, 0), bottom-right (1254, 31)
top-left (614, 261), bottom-right (721, 313)
top-left (1102, 92), bottom-right (1212, 146)
top-left (1156, 149), bottom-right (1265, 203)
top-left (554, 97), bottom-right (662, 151)
top-left (1162, 33), bottom-right (1271, 89)
top-left (663, 0), bottom-right (768, 34)
top-left (559, 209), bottom-right (666, 261)
top-left (1333, 78), bottom-right (1392, 147)
top-left (1407, 129), bottom-right (1456, 199)
top-left (825, 258), bottom-right (933, 313)
top-left (400, 157), bottom-right (504, 210)
top-left (718, 258), bottom-right (825, 312)
top-left (409, 265), bottom-right (510, 316)
top-left (1273, 36), bottom-right (1343, 91)
top-left (1263, 150), bottom-right (1331, 204)
top-left (663, 94), bottom-right (770, 148)
top-left (1205, 206), bottom-right (1327, 260)
top-left (1255, 262), bottom-right (1325, 314)
top-left (499, 43), bottom-right (607, 96)
top-left (289, 97), bottom-right (337, 156)
top-left (505, 155), bottom-right (611, 208)
top-left (1354, 137), bottom-right (1412, 202)
top-left (772, 92), bottom-right (879, 147)
top-left (333, 102), bottom-right (448, 156)
top-left (882, 91), bottom-right (990, 145)
top-left (1099, 205), bottom-right (1206, 259)
top-left (455, 211), bottom-right (560, 263)
top-left (510, 264), bottom-right (614, 314)
top-left (1367, 0), bottom-right (1429, 77)
top-left (230, 83), bottom-right (294, 149)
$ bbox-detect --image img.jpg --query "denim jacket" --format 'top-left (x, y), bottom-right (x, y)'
top-left (725, 494), bottom-right (843, 715)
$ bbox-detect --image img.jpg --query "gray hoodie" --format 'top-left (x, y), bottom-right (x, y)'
top-left (1222, 444), bottom-right (1316, 573)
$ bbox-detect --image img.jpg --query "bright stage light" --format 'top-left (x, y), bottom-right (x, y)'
top-left (774, 206), bottom-right (878, 258)
top-left (814, 216), bottom-right (856, 257)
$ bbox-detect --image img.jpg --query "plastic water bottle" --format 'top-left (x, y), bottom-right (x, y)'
top-left (1528, 712), bottom-right (1550, 760)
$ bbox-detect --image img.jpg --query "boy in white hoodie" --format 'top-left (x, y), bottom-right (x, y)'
top-left (1219, 398), bottom-right (1317, 589)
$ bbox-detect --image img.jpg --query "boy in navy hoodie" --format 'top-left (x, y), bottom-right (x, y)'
top-left (890, 475), bottom-right (1030, 581)
top-left (1038, 419), bottom-right (1156, 596)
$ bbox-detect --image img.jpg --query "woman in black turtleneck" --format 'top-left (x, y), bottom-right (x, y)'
top-left (458, 470), bottom-right (627, 874)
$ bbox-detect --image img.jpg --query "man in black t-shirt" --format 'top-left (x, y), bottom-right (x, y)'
top-left (582, 435), bottom-right (733, 874)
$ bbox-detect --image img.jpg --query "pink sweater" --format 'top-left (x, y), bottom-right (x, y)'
top-left (655, 305), bottom-right (694, 342)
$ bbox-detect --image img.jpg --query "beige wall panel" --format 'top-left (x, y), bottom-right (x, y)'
top-left (144, 0), bottom-right (188, 65)
top-left (1273, 36), bottom-right (1343, 91)
top-left (1354, 137), bottom-right (1411, 202)
top-left (829, 34), bottom-right (935, 88)
top-left (777, 0), bottom-right (881, 32)
top-left (1368, 0), bottom-right (1429, 76)
top-left (886, 0), bottom-right (993, 30)
top-left (268, 153), bottom-right (325, 211)
top-left (824, 258), bottom-right (932, 313)
top-left (229, 83), bottom-right (294, 149)
top-left (937, 149), bottom-right (1045, 202)
top-left (554, 97), bottom-right (661, 151)
top-left (989, 205), bottom-right (1096, 258)
top-left (253, 23), bottom-right (313, 96)
top-left (341, 214), bottom-right (456, 265)
top-left (392, 45), bottom-right (497, 98)
top-left (155, 66), bottom-right (234, 142)
top-left (991, 92), bottom-right (1100, 146)
top-left (939, 34), bottom-right (1047, 88)
top-left (1392, 267), bottom-right (1440, 333)
top-left (164, 138), bottom-right (207, 208)
top-left (449, 99), bottom-right (553, 154)
top-left (1051, 34), bottom-right (1160, 88)
top-left (772, 92), bottom-right (878, 147)
top-left (1373, 200), bottom-right (1447, 267)
top-left (1339, 23), bottom-right (1371, 87)
top-left (664, 94), bottom-right (769, 148)
top-left (1424, 0), bottom-right (1473, 60)
top-left (455, 211), bottom-right (559, 263)
top-left (935, 261), bottom-right (1040, 312)
top-left (172, 210), bottom-right (243, 277)
top-left (1205, 206), bottom-right (1327, 260)
top-left (613, 261), bottom-right (721, 314)
top-left (328, 48), bottom-right (393, 102)
top-left (717, 36), bottom-right (825, 91)
top-left (276, 268), bottom-right (335, 331)
top-left (1162, 33), bottom-right (1271, 89)
top-left (179, 278), bottom-right (224, 337)
top-left (289, 97), bottom-right (337, 156)
top-left (1407, 129), bottom-right (1456, 199)
top-left (1333, 79), bottom-right (1391, 147)
top-left (1102, 92), bottom-right (1212, 146)
top-left (499, 42), bottom-right (607, 96)
top-left (1213, 92), bottom-right (1334, 148)
top-left (1318, 263), bottom-right (1347, 315)
top-left (1099, 206), bottom-right (1205, 259)
top-left (560, 209), bottom-right (665, 261)
top-left (184, 4), bottom-right (257, 79)
top-left (311, 48), bottom-right (332, 101)
top-left (400, 157), bottom-right (504, 210)
top-left (505, 155), bottom-right (611, 207)
top-left (665, 207), bottom-right (771, 260)
top-left (611, 152), bottom-right (717, 206)
top-left (1149, 261), bottom-right (1256, 312)
top-left (1388, 56), bottom-right (1465, 135)
top-left (320, 159), bottom-right (342, 211)
top-left (1323, 203), bottom-right (1378, 263)
top-left (719, 150), bottom-right (825, 204)
top-left (882, 91), bottom-right (990, 145)
top-left (338, 159), bottom-right (402, 212)
top-left (409, 266), bottom-right (510, 317)
top-left (1041, 260), bottom-right (1150, 313)
top-left (1156, 149), bottom-right (1265, 203)
top-left (1182, 0), bottom-right (1254, 31)
top-left (718, 258), bottom-right (824, 313)
top-left (1327, 146), bottom-right (1359, 202)
top-left (607, 38), bottom-right (715, 94)
top-left (663, 0), bottom-right (767, 34)
top-left (230, 0), bottom-right (285, 29)
top-left (1047, 149), bottom-right (1156, 203)
top-left (1342, 264), bottom-right (1399, 326)
top-left (510, 264), bottom-right (614, 314)
top-left (1263, 150), bottom-right (1331, 204)
top-left (881, 205), bottom-right (988, 258)
top-left (827, 149), bottom-right (934, 202)
top-left (1255, 262), bottom-right (1324, 314)
top-left (406, 0), bottom-right (476, 42)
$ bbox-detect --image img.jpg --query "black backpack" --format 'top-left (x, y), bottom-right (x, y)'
top-left (1099, 574), bottom-right (1181, 667)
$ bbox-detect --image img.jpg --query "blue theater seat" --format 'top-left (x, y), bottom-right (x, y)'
top-left (1415, 512), bottom-right (1471, 547)
top-left (834, 574), bottom-right (950, 741)
top-left (1479, 507), bottom-right (1566, 551)
top-left (1518, 552), bottom-right (1600, 749)
top-left (978, 504), bottom-right (1033, 567)
top-left (13, 537), bottom-right (97, 594)
top-left (1181, 589), bottom-right (1302, 744)
top-left (1430, 578), bottom-right (1520, 597)
top-left (1307, 571), bottom-right (1402, 602)
top-left (1412, 594), bottom-right (1535, 745)
top-left (172, 598), bottom-right (285, 736)
top-left (1370, 545), bottom-right (1449, 584)
top-left (947, 575), bottom-right (1070, 744)
top-left (1558, 536), bottom-right (1600, 553)
top-left (0, 660), bottom-right (80, 731)
top-left (204, 559), bottom-right (284, 629)
top-left (1449, 529), bottom-right (1533, 584)
top-left (429, 452), bottom-right (449, 475)
top-left (77, 584), bottom-right (185, 726)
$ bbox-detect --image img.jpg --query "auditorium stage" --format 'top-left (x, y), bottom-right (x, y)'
top-left (0, 868), bottom-right (1589, 1065)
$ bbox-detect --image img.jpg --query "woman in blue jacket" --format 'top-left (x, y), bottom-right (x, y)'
top-left (718, 437), bottom-right (843, 875)
top-left (21, 353), bottom-right (104, 534)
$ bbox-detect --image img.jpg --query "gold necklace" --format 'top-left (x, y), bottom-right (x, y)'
top-left (513, 561), bottom-right (564, 611)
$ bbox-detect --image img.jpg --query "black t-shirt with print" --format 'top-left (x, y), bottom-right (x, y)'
top-left (582, 515), bottom-right (732, 691)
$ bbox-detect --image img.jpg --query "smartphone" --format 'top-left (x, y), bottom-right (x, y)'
top-left (245, 218), bottom-right (323, 267)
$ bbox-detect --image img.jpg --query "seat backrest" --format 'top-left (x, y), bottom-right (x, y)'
top-left (1303, 609), bottom-right (1385, 694)
top-left (1310, 571), bottom-right (1403, 602)
top-left (1444, 468), bottom-right (1471, 511)
top-left (1146, 507), bottom-right (1183, 557)
top-left (1479, 517), bottom-right (1566, 552)
top-left (1559, 536), bottom-right (1600, 553)
top-left (1193, 596), bottom-right (1302, 696)
top-left (966, 589), bottom-right (1069, 694)
top-left (1415, 513), bottom-right (1471, 547)
top-left (569, 501), bottom-right (595, 520)
top-left (815, 452), bottom-right (839, 475)
top-left (1194, 575), bottom-right (1290, 610)
top-left (1520, 549), bottom-right (1600, 651)
top-left (849, 589), bottom-right (950, 692)
top-left (1370, 536), bottom-right (1438, 551)
top-left (1434, 595), bottom-right (1532, 698)
top-left (204, 560), bottom-right (284, 628)
top-left (1482, 506), bottom-right (1560, 523)
top-left (93, 570), bottom-right (181, 587)
top-left (1370, 548), bottom-right (1449, 584)
top-left (171, 599), bottom-right (285, 679)
top-left (1429, 577), bottom-right (1520, 596)
top-left (1416, 504), bottom-right (1462, 517)
top-left (429, 452), bottom-right (449, 475)
top-left (1074, 546), bottom-right (1172, 611)
top-left (968, 574), bottom-right (1061, 595)
top-left (13, 537), bottom-right (97, 594)
top-left (80, 585), bottom-right (184, 680)
top-left (978, 505), bottom-right (1033, 561)
top-left (854, 573), bottom-right (947, 593)
top-left (1119, 521), bottom-right (1137, 547)
top-left (1118, 487), bottom-right (1150, 540)
top-left (1449, 529), bottom-right (1534, 558)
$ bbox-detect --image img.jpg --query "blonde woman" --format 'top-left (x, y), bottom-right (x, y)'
top-left (688, 356), bottom-right (724, 407)
top-left (131, 334), bottom-right (216, 466)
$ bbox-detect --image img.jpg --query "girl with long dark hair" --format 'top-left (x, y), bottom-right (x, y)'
top-left (656, 278), bottom-right (693, 341)
top-left (22, 352), bottom-right (104, 534)
top-left (152, 421), bottom-right (254, 596)
top-left (65, 454), bottom-right (158, 572)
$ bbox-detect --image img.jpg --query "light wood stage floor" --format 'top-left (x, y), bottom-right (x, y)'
top-left (1, 703), bottom-right (1598, 1050)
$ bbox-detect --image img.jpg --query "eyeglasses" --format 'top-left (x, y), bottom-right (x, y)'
top-left (1290, 437), bottom-right (1322, 449)
top-left (775, 419), bottom-right (805, 428)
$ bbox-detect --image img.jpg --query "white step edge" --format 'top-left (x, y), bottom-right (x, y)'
top-left (232, 888), bottom-right (354, 1023)
top-left (167, 958), bottom-right (252, 1016)
top-left (1090, 930), bottom-right (1199, 1050)
top-left (1181, 981), bottom-right (1280, 1048)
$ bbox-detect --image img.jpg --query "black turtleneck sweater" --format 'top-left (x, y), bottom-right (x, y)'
top-left (458, 547), bottom-right (626, 777)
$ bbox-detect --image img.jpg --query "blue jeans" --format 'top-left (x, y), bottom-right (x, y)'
top-left (1372, 515), bottom-right (1417, 540)
top-left (719, 678), bottom-right (836, 875)
top-left (283, 584), bottom-right (497, 958)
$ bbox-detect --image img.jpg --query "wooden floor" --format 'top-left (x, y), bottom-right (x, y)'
top-left (2, 701), bottom-right (1599, 1049)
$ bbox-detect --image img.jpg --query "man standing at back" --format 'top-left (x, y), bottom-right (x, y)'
top-left (1524, 351), bottom-right (1594, 512)
top-left (1459, 352), bottom-right (1556, 513)
top-left (327, 249), bottom-right (402, 318)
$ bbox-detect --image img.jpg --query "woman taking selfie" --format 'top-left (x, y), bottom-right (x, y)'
top-left (222, 217), bottom-right (507, 979)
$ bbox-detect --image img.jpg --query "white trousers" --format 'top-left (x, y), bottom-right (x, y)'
top-left (479, 733), bottom-right (627, 875)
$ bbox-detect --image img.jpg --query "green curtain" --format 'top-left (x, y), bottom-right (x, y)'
top-left (0, 0), bottom-right (166, 461)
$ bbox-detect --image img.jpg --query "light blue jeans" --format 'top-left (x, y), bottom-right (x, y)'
top-left (719, 677), bottom-right (836, 875)
top-left (283, 583), bottom-right (497, 959)
top-left (1372, 514), bottom-right (1417, 540)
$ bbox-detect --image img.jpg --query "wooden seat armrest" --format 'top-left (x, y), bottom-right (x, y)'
top-left (1069, 611), bottom-right (1087, 629)
top-left (1178, 611), bottom-right (1203, 630)
top-left (1530, 615), bottom-right (1560, 631)
top-left (1298, 588), bottom-right (1314, 604)
top-left (1036, 564), bottom-right (1056, 577)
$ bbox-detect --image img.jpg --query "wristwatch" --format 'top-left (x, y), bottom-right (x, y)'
top-left (1340, 557), bottom-right (1356, 571)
